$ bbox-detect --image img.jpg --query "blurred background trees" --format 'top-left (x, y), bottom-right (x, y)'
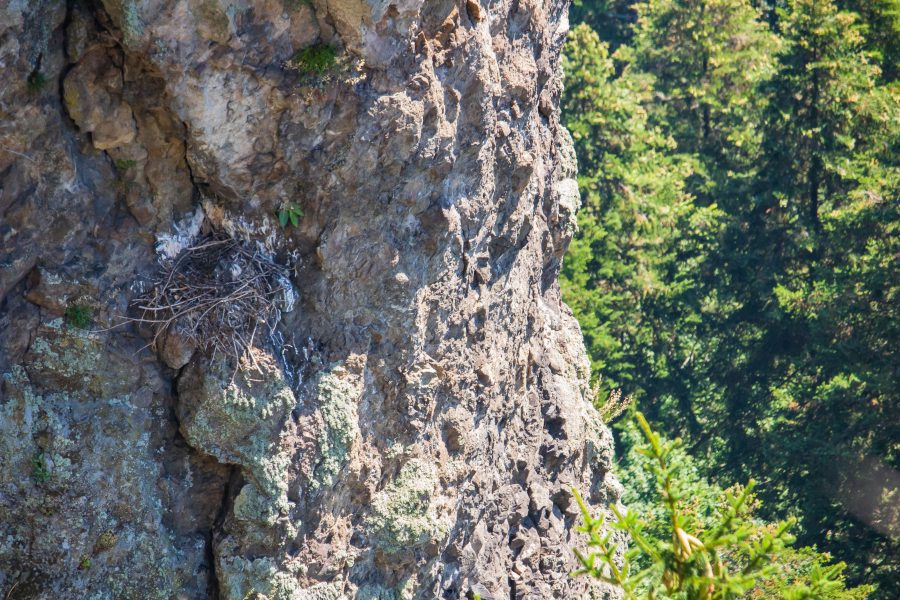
top-left (562, 0), bottom-right (899, 595)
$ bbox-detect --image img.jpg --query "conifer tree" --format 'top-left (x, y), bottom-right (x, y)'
top-left (561, 24), bottom-right (721, 435)
top-left (561, 0), bottom-right (899, 594)
top-left (632, 0), bottom-right (778, 201)
top-left (748, 1), bottom-right (900, 590)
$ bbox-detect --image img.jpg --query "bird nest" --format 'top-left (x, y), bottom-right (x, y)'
top-left (132, 232), bottom-right (294, 369)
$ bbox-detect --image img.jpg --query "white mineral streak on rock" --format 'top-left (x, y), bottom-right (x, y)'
top-left (155, 205), bottom-right (205, 260)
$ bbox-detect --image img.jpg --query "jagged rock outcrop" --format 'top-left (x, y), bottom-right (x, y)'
top-left (0, 1), bottom-right (621, 598)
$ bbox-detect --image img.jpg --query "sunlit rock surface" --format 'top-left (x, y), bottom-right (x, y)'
top-left (0, 0), bottom-right (620, 597)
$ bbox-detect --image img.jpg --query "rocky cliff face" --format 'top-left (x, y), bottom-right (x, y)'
top-left (0, 1), bottom-right (620, 598)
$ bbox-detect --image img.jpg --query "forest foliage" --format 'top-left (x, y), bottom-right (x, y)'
top-left (562, 0), bottom-right (898, 596)
top-left (574, 413), bottom-right (873, 598)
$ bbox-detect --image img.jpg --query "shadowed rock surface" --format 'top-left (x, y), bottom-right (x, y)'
top-left (0, 1), bottom-right (621, 598)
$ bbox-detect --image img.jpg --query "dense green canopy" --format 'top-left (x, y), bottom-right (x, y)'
top-left (562, 0), bottom-right (899, 595)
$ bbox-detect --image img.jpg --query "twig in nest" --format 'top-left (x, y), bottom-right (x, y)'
top-left (130, 232), bottom-right (293, 371)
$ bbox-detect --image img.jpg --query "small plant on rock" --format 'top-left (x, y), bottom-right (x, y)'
top-left (114, 158), bottom-right (137, 170)
top-left (31, 452), bottom-right (51, 484)
top-left (598, 386), bottom-right (632, 423)
top-left (27, 71), bottom-right (48, 95)
top-left (277, 202), bottom-right (304, 228)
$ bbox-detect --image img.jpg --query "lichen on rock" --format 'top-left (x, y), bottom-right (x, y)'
top-left (25, 318), bottom-right (104, 393)
top-left (234, 482), bottom-right (286, 527)
top-left (177, 348), bottom-right (295, 511)
top-left (367, 458), bottom-right (450, 556)
top-left (0, 363), bottom-right (202, 597)
top-left (217, 554), bottom-right (343, 600)
top-left (311, 365), bottom-right (361, 490)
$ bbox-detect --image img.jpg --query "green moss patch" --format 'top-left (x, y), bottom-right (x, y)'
top-left (290, 43), bottom-right (338, 75)
top-left (64, 303), bottom-right (92, 329)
